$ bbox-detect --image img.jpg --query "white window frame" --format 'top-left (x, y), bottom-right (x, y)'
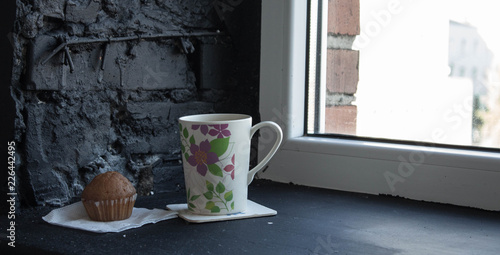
top-left (259, 0), bottom-right (500, 211)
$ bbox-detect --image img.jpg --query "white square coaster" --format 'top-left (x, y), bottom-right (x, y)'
top-left (166, 200), bottom-right (277, 223)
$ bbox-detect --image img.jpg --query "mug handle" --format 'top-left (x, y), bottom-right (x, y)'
top-left (247, 121), bottom-right (283, 185)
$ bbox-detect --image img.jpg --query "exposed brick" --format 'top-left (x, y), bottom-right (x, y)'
top-left (14, 0), bottom-right (261, 206)
top-left (122, 101), bottom-right (214, 155)
top-left (326, 93), bottom-right (356, 107)
top-left (326, 49), bottom-right (359, 94)
top-left (65, 0), bottom-right (101, 24)
top-left (328, 0), bottom-right (360, 36)
top-left (325, 105), bottom-right (357, 135)
top-left (123, 42), bottom-right (194, 90)
top-left (127, 102), bottom-right (171, 121)
top-left (24, 100), bottom-right (111, 205)
top-left (124, 102), bottom-right (174, 154)
top-left (28, 39), bottom-right (194, 91)
top-left (63, 44), bottom-right (102, 90)
top-left (104, 41), bottom-right (193, 90)
top-left (168, 101), bottom-right (214, 122)
top-left (35, 0), bottom-right (65, 19)
top-left (26, 35), bottom-right (63, 90)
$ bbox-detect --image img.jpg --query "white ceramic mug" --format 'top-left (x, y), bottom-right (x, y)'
top-left (178, 113), bottom-right (282, 215)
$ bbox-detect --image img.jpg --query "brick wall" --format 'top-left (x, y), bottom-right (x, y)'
top-left (325, 0), bottom-right (360, 135)
top-left (11, 0), bottom-right (261, 206)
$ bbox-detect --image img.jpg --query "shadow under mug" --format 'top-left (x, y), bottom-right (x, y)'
top-left (178, 113), bottom-right (282, 215)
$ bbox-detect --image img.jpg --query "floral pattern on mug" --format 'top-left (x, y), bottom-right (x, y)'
top-left (208, 124), bottom-right (231, 138)
top-left (191, 124), bottom-right (209, 135)
top-left (223, 154), bottom-right (236, 180)
top-left (191, 124), bottom-right (232, 138)
top-left (180, 122), bottom-right (236, 213)
top-left (187, 140), bottom-right (219, 176)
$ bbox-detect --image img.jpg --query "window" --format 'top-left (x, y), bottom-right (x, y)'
top-left (307, 0), bottom-right (500, 150)
top-left (259, 0), bottom-right (500, 211)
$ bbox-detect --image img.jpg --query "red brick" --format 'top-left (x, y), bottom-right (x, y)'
top-left (328, 0), bottom-right (360, 35)
top-left (326, 49), bottom-right (359, 94)
top-left (325, 105), bottom-right (357, 135)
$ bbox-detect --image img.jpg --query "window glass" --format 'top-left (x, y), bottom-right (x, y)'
top-left (307, 0), bottom-right (500, 150)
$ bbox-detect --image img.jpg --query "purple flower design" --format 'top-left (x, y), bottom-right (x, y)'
top-left (192, 125), bottom-right (209, 135)
top-left (224, 154), bottom-right (235, 180)
top-left (208, 124), bottom-right (231, 138)
top-left (188, 140), bottom-right (219, 176)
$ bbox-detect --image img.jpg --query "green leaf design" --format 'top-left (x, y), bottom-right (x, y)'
top-left (190, 195), bottom-right (200, 201)
top-left (206, 181), bottom-right (214, 192)
top-left (188, 203), bottom-right (196, 209)
top-left (208, 164), bottom-right (223, 177)
top-left (216, 181), bottom-right (225, 194)
top-left (224, 190), bottom-right (233, 201)
top-left (187, 188), bottom-right (191, 200)
top-left (183, 127), bottom-right (189, 138)
top-left (203, 191), bottom-right (213, 200)
top-left (211, 206), bottom-right (221, 213)
top-left (209, 137), bottom-right (230, 157)
top-left (184, 153), bottom-right (189, 161)
top-left (181, 143), bottom-right (185, 153)
top-left (231, 202), bottom-right (234, 210)
top-left (205, 201), bottom-right (215, 210)
top-left (189, 135), bottom-right (195, 145)
top-left (179, 123), bottom-right (183, 132)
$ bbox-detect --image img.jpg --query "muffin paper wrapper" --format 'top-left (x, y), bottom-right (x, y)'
top-left (43, 201), bottom-right (178, 233)
top-left (82, 194), bottom-right (137, 221)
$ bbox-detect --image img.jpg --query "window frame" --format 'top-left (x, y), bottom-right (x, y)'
top-left (259, 0), bottom-right (500, 211)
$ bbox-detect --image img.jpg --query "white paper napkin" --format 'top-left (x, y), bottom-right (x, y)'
top-left (43, 201), bottom-right (178, 233)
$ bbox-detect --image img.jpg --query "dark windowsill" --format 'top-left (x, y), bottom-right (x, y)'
top-left (2, 179), bottom-right (500, 254)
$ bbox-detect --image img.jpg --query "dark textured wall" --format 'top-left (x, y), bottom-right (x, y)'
top-left (1, 1), bottom-right (17, 215)
top-left (11, 0), bottom-right (261, 206)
